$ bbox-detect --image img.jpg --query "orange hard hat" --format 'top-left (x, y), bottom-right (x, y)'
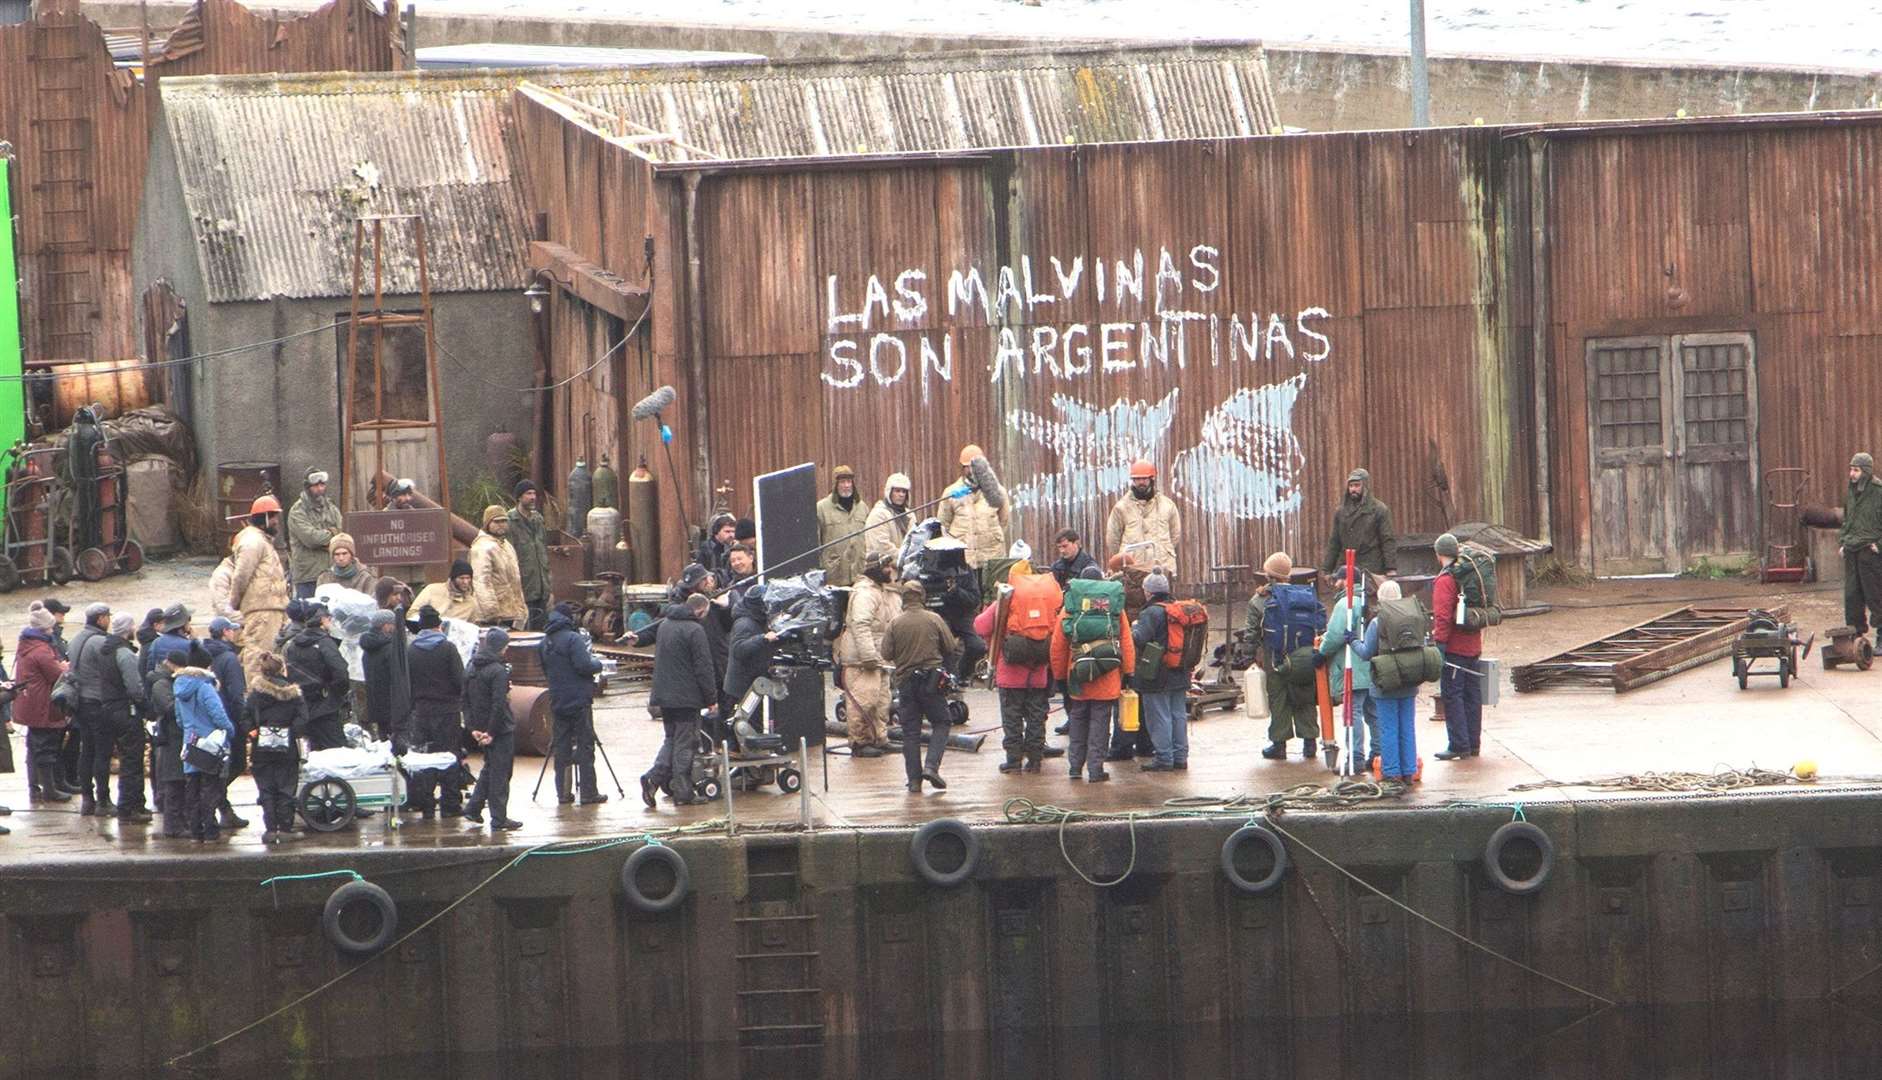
top-left (1129, 459), bottom-right (1156, 480)
top-left (250, 493), bottom-right (283, 515)
top-left (959, 444), bottom-right (985, 466)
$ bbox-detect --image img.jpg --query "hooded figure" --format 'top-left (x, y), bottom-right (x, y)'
top-left (722, 587), bottom-right (778, 712)
top-left (541, 605), bottom-right (607, 805)
top-left (316, 531), bottom-right (380, 598)
top-left (404, 606), bottom-right (467, 815)
top-left (815, 465), bottom-right (872, 587)
top-left (462, 626), bottom-right (521, 830)
top-left (1106, 460), bottom-right (1182, 576)
top-left (173, 663), bottom-right (235, 841)
top-left (283, 606), bottom-right (349, 750)
top-left (836, 552), bottom-right (902, 754)
top-left (864, 472), bottom-right (914, 561)
top-left (359, 607), bottom-right (411, 741)
top-left (1841, 451), bottom-right (1882, 640)
top-left (469, 505), bottom-right (528, 627)
top-left (286, 467), bottom-right (344, 594)
top-left (1324, 468), bottom-right (1397, 577)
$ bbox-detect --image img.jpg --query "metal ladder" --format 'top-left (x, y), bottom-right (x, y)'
top-left (28, 17), bottom-right (98, 359)
top-left (734, 844), bottom-right (824, 1076)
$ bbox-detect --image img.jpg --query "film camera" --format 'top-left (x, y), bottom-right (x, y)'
top-left (759, 571), bottom-right (840, 671)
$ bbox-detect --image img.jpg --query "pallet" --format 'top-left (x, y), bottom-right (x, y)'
top-left (1511, 605), bottom-right (1785, 693)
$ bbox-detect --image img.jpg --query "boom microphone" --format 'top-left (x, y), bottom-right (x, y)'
top-left (968, 455), bottom-right (1007, 511)
top-left (631, 385), bottom-right (677, 421)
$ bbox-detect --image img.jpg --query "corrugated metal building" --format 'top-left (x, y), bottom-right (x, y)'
top-left (0, 0), bottom-right (404, 374)
top-left (133, 42), bottom-right (1279, 543)
top-left (524, 105), bottom-right (1882, 584)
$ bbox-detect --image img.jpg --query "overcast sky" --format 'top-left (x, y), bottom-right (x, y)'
top-left (395, 0), bottom-right (1881, 70)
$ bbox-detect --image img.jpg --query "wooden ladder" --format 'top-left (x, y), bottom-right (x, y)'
top-left (29, 18), bottom-right (98, 359)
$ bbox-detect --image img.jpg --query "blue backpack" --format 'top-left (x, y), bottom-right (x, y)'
top-left (1262, 584), bottom-right (1326, 656)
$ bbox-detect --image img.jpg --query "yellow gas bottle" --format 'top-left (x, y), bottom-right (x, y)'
top-left (1119, 689), bottom-right (1141, 732)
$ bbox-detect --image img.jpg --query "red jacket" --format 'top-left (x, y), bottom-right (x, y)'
top-left (13, 629), bottom-right (69, 729)
top-left (973, 601), bottom-right (1051, 689)
top-left (1430, 571), bottom-right (1483, 657)
top-left (1049, 613), bottom-right (1136, 701)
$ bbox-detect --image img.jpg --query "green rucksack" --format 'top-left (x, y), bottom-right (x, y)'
top-left (1061, 578), bottom-right (1125, 645)
top-left (1450, 547), bottom-right (1502, 629)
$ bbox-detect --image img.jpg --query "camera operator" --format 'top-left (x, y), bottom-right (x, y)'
top-left (639, 592), bottom-right (719, 808)
top-left (882, 580), bottom-right (960, 794)
top-left (722, 587), bottom-right (780, 749)
top-left (921, 537), bottom-right (985, 686)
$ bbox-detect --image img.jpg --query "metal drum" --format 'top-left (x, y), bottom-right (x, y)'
top-left (509, 686), bottom-right (555, 757)
top-left (504, 630), bottom-right (547, 685)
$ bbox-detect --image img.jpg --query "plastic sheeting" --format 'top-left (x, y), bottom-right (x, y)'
top-left (316, 583), bottom-right (480, 680)
top-left (762, 569), bottom-right (833, 635)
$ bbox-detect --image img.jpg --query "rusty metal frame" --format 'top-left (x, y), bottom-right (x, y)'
top-left (337, 214), bottom-right (449, 514)
top-left (1511, 605), bottom-right (1785, 693)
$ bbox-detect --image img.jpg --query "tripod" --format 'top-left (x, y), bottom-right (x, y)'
top-left (530, 725), bottom-right (628, 801)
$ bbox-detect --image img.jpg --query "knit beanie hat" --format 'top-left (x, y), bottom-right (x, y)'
top-left (1435, 533), bottom-right (1461, 558)
top-left (1378, 579), bottom-right (1403, 601)
top-left (482, 505), bottom-right (507, 530)
top-left (450, 558), bottom-right (473, 579)
top-left (1262, 552), bottom-right (1293, 580)
top-left (483, 626), bottom-right (510, 653)
top-left (1144, 572), bottom-right (1171, 597)
top-left (328, 532), bottom-right (356, 556)
top-left (110, 613), bottom-right (135, 637)
top-left (514, 479), bottom-right (537, 499)
top-left (417, 605), bottom-right (442, 630)
top-left (27, 606), bottom-right (54, 630)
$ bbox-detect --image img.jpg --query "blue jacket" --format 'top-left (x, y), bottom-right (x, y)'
top-left (539, 609), bottom-right (602, 708)
top-left (202, 636), bottom-right (247, 730)
top-left (174, 667), bottom-right (236, 773)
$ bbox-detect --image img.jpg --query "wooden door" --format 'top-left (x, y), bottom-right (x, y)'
top-left (1587, 337), bottom-right (1677, 575)
top-left (1671, 333), bottom-right (1758, 563)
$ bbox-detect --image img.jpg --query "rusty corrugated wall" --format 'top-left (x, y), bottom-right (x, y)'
top-left (1539, 116), bottom-right (1882, 570)
top-left (0, 0), bottom-right (401, 368)
top-left (655, 130), bottom-right (1537, 584)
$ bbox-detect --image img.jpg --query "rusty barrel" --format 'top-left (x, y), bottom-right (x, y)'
top-left (510, 685), bottom-right (555, 756)
top-left (217, 462), bottom-right (280, 550)
top-left (49, 360), bottom-right (155, 429)
top-left (504, 630), bottom-right (547, 685)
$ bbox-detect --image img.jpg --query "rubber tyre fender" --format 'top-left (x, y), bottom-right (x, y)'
top-left (620, 844), bottom-right (690, 914)
top-left (322, 880), bottom-right (398, 956)
top-left (1220, 824), bottom-right (1289, 895)
top-left (910, 818), bottom-right (980, 888)
top-left (1484, 821), bottom-right (1556, 895)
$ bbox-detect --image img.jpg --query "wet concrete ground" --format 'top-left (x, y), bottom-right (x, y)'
top-left (1, 566), bottom-right (1876, 862)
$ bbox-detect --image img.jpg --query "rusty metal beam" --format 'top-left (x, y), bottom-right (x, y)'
top-left (1512, 606), bottom-right (1785, 693)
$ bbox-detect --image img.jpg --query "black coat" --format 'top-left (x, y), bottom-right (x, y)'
top-left (147, 669), bottom-right (182, 784)
top-left (649, 605), bottom-right (717, 710)
top-left (1051, 548), bottom-right (1100, 588)
top-left (360, 625), bottom-right (411, 735)
top-left (464, 646), bottom-right (514, 737)
top-left (245, 678), bottom-right (307, 762)
top-left (703, 600), bottom-right (732, 683)
top-left (723, 595), bottom-right (777, 702)
top-left (407, 631), bottom-right (465, 705)
top-left (539, 609), bottom-right (602, 709)
top-left (284, 627), bottom-right (349, 720)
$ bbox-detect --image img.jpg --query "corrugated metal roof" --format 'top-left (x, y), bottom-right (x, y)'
top-left (554, 41), bottom-right (1281, 157)
top-left (160, 73), bottom-right (534, 301)
top-left (157, 41), bottom-right (1278, 302)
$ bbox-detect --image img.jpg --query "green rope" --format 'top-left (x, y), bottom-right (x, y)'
top-left (257, 869), bottom-right (363, 888)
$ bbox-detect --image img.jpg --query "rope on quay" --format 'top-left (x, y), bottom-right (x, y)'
top-left (166, 818), bottom-right (731, 1068)
top-left (1507, 766), bottom-right (1861, 795)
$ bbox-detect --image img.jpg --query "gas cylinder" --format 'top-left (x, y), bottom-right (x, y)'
top-left (586, 506), bottom-right (622, 575)
top-left (592, 455), bottom-right (618, 509)
top-left (627, 459), bottom-right (659, 581)
top-left (566, 459), bottom-right (592, 538)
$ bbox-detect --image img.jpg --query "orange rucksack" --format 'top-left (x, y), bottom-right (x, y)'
top-left (1000, 572), bottom-right (1062, 666)
top-left (1161, 599), bottom-right (1210, 671)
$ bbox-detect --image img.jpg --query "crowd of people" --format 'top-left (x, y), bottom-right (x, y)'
top-left (0, 447), bottom-right (1499, 840)
top-left (5, 468), bottom-right (599, 844)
